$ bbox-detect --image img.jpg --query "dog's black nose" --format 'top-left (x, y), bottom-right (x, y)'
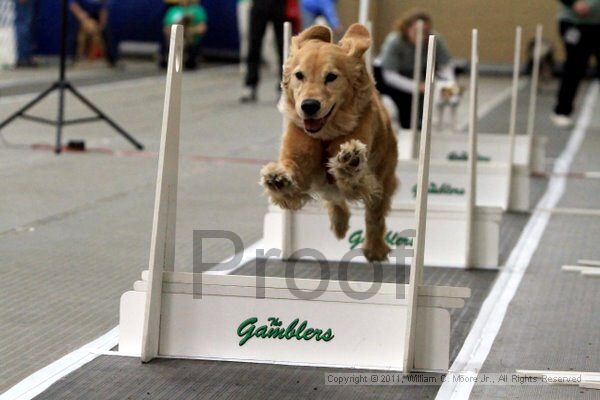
top-left (301, 99), bottom-right (321, 116)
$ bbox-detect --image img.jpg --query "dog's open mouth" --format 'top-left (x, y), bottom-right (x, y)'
top-left (303, 104), bottom-right (335, 134)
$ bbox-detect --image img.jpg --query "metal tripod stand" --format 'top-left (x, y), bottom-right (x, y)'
top-left (0, 0), bottom-right (144, 154)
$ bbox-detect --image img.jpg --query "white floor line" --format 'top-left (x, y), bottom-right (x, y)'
top-left (0, 327), bottom-right (119, 400)
top-left (436, 81), bottom-right (598, 400)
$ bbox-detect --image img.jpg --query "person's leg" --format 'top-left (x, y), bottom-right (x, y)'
top-left (373, 65), bottom-right (412, 128)
top-left (185, 39), bottom-right (200, 70)
top-left (14, 0), bottom-right (34, 64)
top-left (554, 21), bottom-right (593, 117)
top-left (593, 24), bottom-right (600, 80)
top-left (271, 0), bottom-right (285, 80)
top-left (244, 0), bottom-right (269, 89)
top-left (237, 0), bottom-right (250, 72)
top-left (102, 25), bottom-right (118, 66)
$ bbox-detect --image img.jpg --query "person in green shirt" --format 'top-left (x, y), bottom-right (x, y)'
top-left (552, 0), bottom-right (600, 128)
top-left (163, 0), bottom-right (207, 70)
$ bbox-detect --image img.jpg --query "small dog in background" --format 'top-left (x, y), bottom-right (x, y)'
top-left (434, 80), bottom-right (464, 132)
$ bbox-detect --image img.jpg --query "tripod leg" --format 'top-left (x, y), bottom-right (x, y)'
top-left (66, 83), bottom-right (144, 150)
top-left (55, 83), bottom-right (66, 154)
top-left (0, 83), bottom-right (58, 131)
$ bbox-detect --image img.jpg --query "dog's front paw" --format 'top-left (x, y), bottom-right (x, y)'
top-left (260, 163), bottom-right (305, 210)
top-left (328, 139), bottom-right (367, 179)
top-left (261, 163), bottom-right (294, 192)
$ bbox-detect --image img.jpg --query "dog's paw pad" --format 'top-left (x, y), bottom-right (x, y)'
top-left (330, 140), bottom-right (367, 176)
top-left (260, 163), bottom-right (294, 192)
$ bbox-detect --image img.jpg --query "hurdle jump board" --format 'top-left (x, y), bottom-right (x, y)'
top-left (398, 131), bottom-right (547, 175)
top-left (399, 146), bottom-right (529, 212)
top-left (264, 199), bottom-right (500, 268)
top-left (120, 271), bottom-right (470, 371)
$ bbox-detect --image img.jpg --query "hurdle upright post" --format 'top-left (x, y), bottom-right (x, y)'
top-left (141, 25), bottom-right (184, 363)
top-left (358, 0), bottom-right (370, 25)
top-left (410, 20), bottom-right (424, 159)
top-left (526, 25), bottom-right (543, 144)
top-left (403, 35), bottom-right (436, 373)
top-left (506, 26), bottom-right (521, 207)
top-left (280, 21), bottom-right (293, 259)
top-left (365, 21), bottom-right (374, 75)
top-left (465, 29), bottom-right (479, 268)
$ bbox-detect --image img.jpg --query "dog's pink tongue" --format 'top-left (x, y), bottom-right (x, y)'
top-left (304, 118), bottom-right (324, 132)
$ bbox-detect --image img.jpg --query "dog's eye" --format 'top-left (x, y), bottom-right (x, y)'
top-left (325, 73), bottom-right (337, 83)
top-left (295, 71), bottom-right (304, 80)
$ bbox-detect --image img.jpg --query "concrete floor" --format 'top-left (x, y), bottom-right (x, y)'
top-left (0, 62), bottom-right (598, 399)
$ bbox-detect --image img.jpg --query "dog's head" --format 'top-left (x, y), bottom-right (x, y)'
top-left (438, 81), bottom-right (464, 104)
top-left (280, 24), bottom-right (373, 140)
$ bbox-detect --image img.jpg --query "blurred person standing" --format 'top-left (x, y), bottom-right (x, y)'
top-left (14, 0), bottom-right (36, 68)
top-left (299, 0), bottom-right (342, 35)
top-left (239, 0), bottom-right (285, 103)
top-left (373, 10), bottom-right (454, 129)
top-left (163, 0), bottom-right (207, 70)
top-left (552, 0), bottom-right (600, 128)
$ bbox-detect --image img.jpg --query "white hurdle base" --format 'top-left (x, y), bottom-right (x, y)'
top-left (120, 271), bottom-right (470, 371)
top-left (264, 201), bottom-right (501, 268)
top-left (398, 136), bottom-right (531, 212)
top-left (398, 130), bottom-right (546, 173)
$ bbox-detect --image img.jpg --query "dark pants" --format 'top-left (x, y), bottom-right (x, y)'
top-left (555, 21), bottom-right (600, 116)
top-left (15, 0), bottom-right (35, 62)
top-left (373, 65), bottom-right (419, 129)
top-left (244, 0), bottom-right (285, 88)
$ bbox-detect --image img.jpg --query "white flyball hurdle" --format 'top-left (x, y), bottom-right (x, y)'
top-left (119, 26), bottom-right (470, 372)
top-left (265, 29), bottom-right (502, 268)
top-left (398, 26), bottom-right (548, 212)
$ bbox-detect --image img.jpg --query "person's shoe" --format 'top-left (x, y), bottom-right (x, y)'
top-left (240, 86), bottom-right (257, 103)
top-left (551, 113), bottom-right (574, 128)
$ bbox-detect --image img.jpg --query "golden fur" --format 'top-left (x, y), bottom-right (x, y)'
top-left (260, 24), bottom-right (398, 262)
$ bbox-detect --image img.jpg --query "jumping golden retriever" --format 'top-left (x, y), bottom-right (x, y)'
top-left (260, 23), bottom-right (398, 262)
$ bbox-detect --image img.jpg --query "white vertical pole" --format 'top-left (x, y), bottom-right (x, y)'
top-left (365, 20), bottom-right (373, 75)
top-left (358, 0), bottom-right (370, 25)
top-left (506, 26), bottom-right (521, 207)
top-left (141, 25), bottom-right (184, 362)
top-left (280, 21), bottom-right (293, 259)
top-left (403, 35), bottom-right (436, 373)
top-left (465, 29), bottom-right (479, 269)
top-left (410, 20), bottom-right (424, 159)
top-left (526, 25), bottom-right (543, 139)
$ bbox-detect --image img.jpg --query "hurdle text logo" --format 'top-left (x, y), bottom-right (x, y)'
top-left (348, 229), bottom-right (413, 250)
top-left (237, 317), bottom-right (335, 346)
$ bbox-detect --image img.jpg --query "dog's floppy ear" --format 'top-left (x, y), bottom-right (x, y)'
top-left (291, 25), bottom-right (332, 52)
top-left (339, 23), bottom-right (371, 58)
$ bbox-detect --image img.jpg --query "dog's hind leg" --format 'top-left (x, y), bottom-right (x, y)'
top-left (451, 105), bottom-right (459, 132)
top-left (436, 104), bottom-right (445, 130)
top-left (362, 185), bottom-right (393, 262)
top-left (325, 200), bottom-right (350, 239)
